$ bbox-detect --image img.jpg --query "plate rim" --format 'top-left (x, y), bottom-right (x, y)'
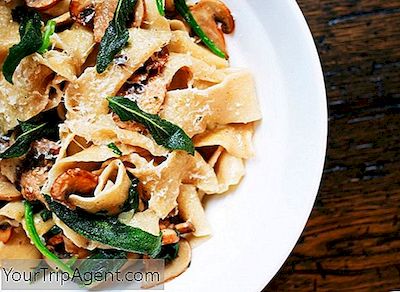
top-left (258, 0), bottom-right (328, 289)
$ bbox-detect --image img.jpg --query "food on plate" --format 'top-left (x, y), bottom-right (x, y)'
top-left (0, 0), bottom-right (261, 286)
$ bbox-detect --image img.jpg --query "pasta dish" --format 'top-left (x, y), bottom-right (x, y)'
top-left (0, 0), bottom-right (261, 285)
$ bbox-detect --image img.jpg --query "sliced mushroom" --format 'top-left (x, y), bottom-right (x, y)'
top-left (19, 138), bottom-right (60, 202)
top-left (168, 66), bottom-right (192, 90)
top-left (175, 221), bottom-right (195, 234)
top-left (50, 168), bottom-right (98, 202)
top-left (161, 228), bottom-right (179, 245)
top-left (47, 233), bottom-right (64, 246)
top-left (42, 0), bottom-right (71, 17)
top-left (93, 0), bottom-right (119, 42)
top-left (165, 0), bottom-right (174, 11)
top-left (190, 0), bottom-right (235, 56)
top-left (20, 166), bottom-right (50, 202)
top-left (0, 224), bottom-right (12, 244)
top-left (26, 0), bottom-right (62, 11)
top-left (159, 218), bottom-right (174, 230)
top-left (32, 138), bottom-right (61, 159)
top-left (70, 0), bottom-right (95, 26)
top-left (68, 160), bottom-right (131, 215)
top-left (127, 253), bottom-right (141, 259)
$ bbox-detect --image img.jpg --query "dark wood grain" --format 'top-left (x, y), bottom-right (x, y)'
top-left (263, 0), bottom-right (400, 291)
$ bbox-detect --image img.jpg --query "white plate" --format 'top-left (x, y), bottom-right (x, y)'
top-left (0, 1), bottom-right (326, 291)
top-left (167, 0), bottom-right (327, 291)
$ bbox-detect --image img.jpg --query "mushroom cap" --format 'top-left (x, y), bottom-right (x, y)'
top-left (26, 0), bottom-right (62, 11)
top-left (191, 0), bottom-right (235, 33)
top-left (190, 0), bottom-right (235, 56)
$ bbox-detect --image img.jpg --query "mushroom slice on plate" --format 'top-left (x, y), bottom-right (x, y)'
top-left (190, 0), bottom-right (235, 56)
top-left (42, 0), bottom-right (71, 17)
top-left (174, 221), bottom-right (195, 234)
top-left (161, 228), bottom-right (180, 245)
top-left (67, 160), bottom-right (131, 215)
top-left (26, 0), bottom-right (62, 11)
top-left (50, 168), bottom-right (98, 203)
top-left (0, 224), bottom-right (12, 244)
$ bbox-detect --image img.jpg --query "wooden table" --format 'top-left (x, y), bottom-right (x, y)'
top-left (263, 0), bottom-right (400, 291)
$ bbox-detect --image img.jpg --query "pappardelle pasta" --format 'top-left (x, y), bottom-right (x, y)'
top-left (0, 0), bottom-right (261, 286)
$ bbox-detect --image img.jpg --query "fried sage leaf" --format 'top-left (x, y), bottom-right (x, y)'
top-left (156, 242), bottom-right (179, 261)
top-left (174, 0), bottom-right (226, 59)
top-left (45, 195), bottom-right (162, 257)
top-left (107, 97), bottom-right (195, 155)
top-left (121, 177), bottom-right (140, 213)
top-left (107, 142), bottom-right (122, 155)
top-left (2, 10), bottom-right (43, 84)
top-left (0, 122), bottom-right (49, 159)
top-left (96, 0), bottom-right (137, 73)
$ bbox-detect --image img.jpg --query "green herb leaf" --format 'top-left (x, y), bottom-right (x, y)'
top-left (174, 0), bottom-right (226, 59)
top-left (107, 142), bottom-right (122, 155)
top-left (96, 0), bottom-right (137, 73)
top-left (44, 225), bottom-right (62, 238)
top-left (20, 120), bottom-right (40, 133)
top-left (74, 249), bottom-right (127, 286)
top-left (156, 242), bottom-right (179, 261)
top-left (45, 195), bottom-right (162, 257)
top-left (156, 0), bottom-right (165, 16)
top-left (2, 10), bottom-right (43, 84)
top-left (107, 97), bottom-right (195, 155)
top-left (0, 122), bottom-right (48, 159)
top-left (121, 177), bottom-right (140, 212)
top-left (38, 20), bottom-right (56, 54)
top-left (24, 201), bottom-right (75, 276)
top-left (40, 209), bottom-right (52, 222)
top-left (89, 249), bottom-right (128, 260)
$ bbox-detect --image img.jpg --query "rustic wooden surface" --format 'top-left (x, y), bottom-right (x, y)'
top-left (264, 0), bottom-right (400, 291)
